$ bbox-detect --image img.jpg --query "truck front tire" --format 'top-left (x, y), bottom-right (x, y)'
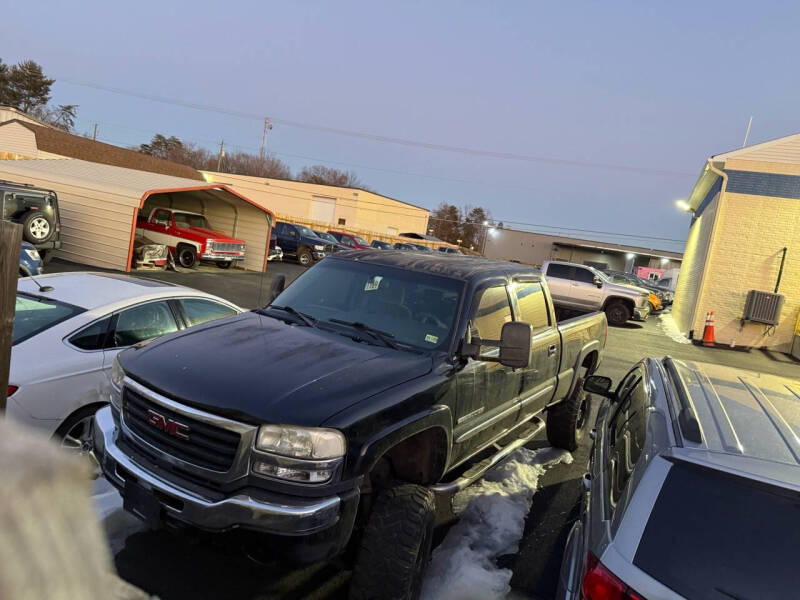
top-left (349, 484), bottom-right (435, 600)
top-left (604, 300), bottom-right (631, 325)
top-left (297, 247), bottom-right (313, 266)
top-left (177, 245), bottom-right (197, 268)
top-left (546, 377), bottom-right (591, 452)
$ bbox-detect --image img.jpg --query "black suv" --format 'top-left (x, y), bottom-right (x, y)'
top-left (1, 180), bottom-right (61, 262)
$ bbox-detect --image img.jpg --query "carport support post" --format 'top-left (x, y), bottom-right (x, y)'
top-left (0, 221), bottom-right (22, 413)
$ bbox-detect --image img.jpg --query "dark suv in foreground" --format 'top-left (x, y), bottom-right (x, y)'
top-left (558, 357), bottom-right (800, 600)
top-left (1, 180), bottom-right (61, 262)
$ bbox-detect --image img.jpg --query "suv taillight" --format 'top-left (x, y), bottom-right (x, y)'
top-left (582, 554), bottom-right (644, 600)
top-left (7, 385), bottom-right (18, 397)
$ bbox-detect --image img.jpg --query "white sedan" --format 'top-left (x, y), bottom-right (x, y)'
top-left (9, 272), bottom-right (242, 458)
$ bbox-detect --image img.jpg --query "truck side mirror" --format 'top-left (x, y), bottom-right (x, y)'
top-left (266, 274), bottom-right (286, 305)
top-left (593, 276), bottom-right (603, 288)
top-left (584, 375), bottom-right (614, 398)
top-left (497, 322), bottom-right (532, 368)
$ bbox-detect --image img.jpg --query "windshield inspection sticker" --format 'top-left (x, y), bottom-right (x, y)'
top-left (425, 334), bottom-right (439, 344)
top-left (364, 276), bottom-right (383, 291)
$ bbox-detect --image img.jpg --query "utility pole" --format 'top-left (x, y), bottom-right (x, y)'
top-left (0, 221), bottom-right (22, 413)
top-left (742, 116), bottom-right (753, 147)
top-left (217, 140), bottom-right (225, 172)
top-left (92, 123), bottom-right (98, 141)
top-left (259, 118), bottom-right (273, 161)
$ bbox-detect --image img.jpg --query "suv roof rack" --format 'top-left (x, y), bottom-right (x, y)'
top-left (663, 357), bottom-right (703, 443)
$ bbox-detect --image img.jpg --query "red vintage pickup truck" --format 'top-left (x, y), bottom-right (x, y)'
top-left (136, 208), bottom-right (246, 269)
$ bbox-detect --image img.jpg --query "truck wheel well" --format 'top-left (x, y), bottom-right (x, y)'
top-left (602, 296), bottom-right (634, 311)
top-left (378, 428), bottom-right (448, 488)
top-left (581, 351), bottom-right (599, 374)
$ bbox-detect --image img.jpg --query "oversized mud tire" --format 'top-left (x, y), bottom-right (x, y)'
top-left (604, 300), bottom-right (631, 325)
top-left (547, 376), bottom-right (591, 452)
top-left (349, 484), bottom-right (436, 600)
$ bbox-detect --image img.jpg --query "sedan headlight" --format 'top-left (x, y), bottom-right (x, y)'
top-left (24, 248), bottom-right (40, 261)
top-left (313, 244), bottom-right (324, 251)
top-left (256, 425), bottom-right (345, 459)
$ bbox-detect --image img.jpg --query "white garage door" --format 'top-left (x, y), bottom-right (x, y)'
top-left (311, 196), bottom-right (336, 224)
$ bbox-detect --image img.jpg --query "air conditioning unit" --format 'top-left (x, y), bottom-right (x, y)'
top-left (743, 290), bottom-right (785, 325)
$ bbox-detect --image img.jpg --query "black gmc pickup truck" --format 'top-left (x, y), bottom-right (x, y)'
top-left (94, 251), bottom-right (606, 599)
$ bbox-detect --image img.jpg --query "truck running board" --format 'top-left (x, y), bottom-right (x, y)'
top-left (430, 416), bottom-right (545, 495)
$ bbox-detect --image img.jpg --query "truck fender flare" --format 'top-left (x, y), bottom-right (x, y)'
top-left (355, 405), bottom-right (453, 483)
top-left (602, 296), bottom-right (634, 311)
top-left (175, 240), bottom-right (201, 252)
top-left (555, 341), bottom-right (602, 407)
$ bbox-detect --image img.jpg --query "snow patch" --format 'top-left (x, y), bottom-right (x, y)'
top-left (420, 446), bottom-right (572, 600)
top-left (657, 312), bottom-right (691, 345)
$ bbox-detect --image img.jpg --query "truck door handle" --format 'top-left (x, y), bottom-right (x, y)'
top-left (547, 344), bottom-right (557, 357)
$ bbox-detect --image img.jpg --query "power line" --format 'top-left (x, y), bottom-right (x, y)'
top-left (56, 76), bottom-right (695, 178)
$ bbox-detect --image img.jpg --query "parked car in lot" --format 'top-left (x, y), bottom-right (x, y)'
top-left (370, 239), bottom-right (393, 249)
top-left (273, 221), bottom-right (332, 266)
top-left (393, 242), bottom-right (418, 251)
top-left (543, 261), bottom-right (650, 325)
top-left (1, 179), bottom-right (62, 263)
top-left (8, 272), bottom-right (241, 460)
top-left (94, 251), bottom-right (607, 598)
top-left (604, 270), bottom-right (668, 308)
top-left (438, 247), bottom-right (462, 254)
top-left (328, 230), bottom-right (371, 250)
top-left (18, 241), bottom-right (43, 277)
top-left (136, 208), bottom-right (246, 269)
top-left (268, 237), bottom-right (283, 262)
top-left (313, 230), bottom-right (349, 252)
top-left (558, 357), bottom-right (800, 600)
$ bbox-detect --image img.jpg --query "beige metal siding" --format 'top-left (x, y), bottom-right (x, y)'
top-left (0, 122), bottom-right (39, 158)
top-left (716, 134), bottom-right (800, 165)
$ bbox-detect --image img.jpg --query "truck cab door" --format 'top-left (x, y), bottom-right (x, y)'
top-left (452, 283), bottom-right (520, 464)
top-left (511, 280), bottom-right (560, 422)
top-left (571, 267), bottom-right (604, 310)
top-left (277, 223), bottom-right (298, 255)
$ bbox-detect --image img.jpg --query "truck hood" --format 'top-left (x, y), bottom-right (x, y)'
top-left (179, 226), bottom-right (245, 244)
top-left (118, 312), bottom-right (432, 426)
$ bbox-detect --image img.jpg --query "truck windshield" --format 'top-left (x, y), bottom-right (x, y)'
top-left (13, 293), bottom-right (85, 345)
top-left (270, 259), bottom-right (463, 350)
top-left (173, 213), bottom-right (211, 229)
top-left (634, 459), bottom-right (800, 600)
top-left (296, 225), bottom-right (317, 238)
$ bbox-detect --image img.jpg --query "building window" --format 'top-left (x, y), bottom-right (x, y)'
top-left (338, 218), bottom-right (346, 226)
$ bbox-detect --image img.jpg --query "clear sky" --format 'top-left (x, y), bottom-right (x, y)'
top-left (3, 1), bottom-right (799, 252)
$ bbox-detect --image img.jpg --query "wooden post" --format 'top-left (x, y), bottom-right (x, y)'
top-left (0, 221), bottom-right (22, 414)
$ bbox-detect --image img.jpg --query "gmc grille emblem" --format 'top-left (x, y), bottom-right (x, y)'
top-left (145, 409), bottom-right (190, 440)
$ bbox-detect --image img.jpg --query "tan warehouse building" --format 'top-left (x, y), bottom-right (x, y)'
top-left (201, 171), bottom-right (430, 237)
top-left (673, 133), bottom-right (800, 352)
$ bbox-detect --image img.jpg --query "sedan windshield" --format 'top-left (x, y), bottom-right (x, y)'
top-left (173, 213), bottom-right (211, 229)
top-left (269, 259), bottom-right (462, 350)
top-left (13, 293), bottom-right (85, 345)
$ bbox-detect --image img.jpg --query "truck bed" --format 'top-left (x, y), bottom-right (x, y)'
top-left (554, 311), bottom-right (607, 402)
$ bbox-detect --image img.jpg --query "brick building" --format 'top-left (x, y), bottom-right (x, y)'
top-left (672, 133), bottom-right (800, 352)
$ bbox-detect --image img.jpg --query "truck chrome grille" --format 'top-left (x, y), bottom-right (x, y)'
top-left (210, 242), bottom-right (245, 253)
top-left (122, 387), bottom-right (241, 472)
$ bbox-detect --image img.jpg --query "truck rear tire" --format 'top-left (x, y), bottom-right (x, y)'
top-left (546, 377), bottom-right (590, 452)
top-left (177, 245), bottom-right (197, 268)
top-left (349, 484), bottom-right (435, 600)
top-left (604, 300), bottom-right (631, 325)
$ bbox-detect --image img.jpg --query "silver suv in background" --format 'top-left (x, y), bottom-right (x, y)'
top-left (542, 261), bottom-right (650, 325)
top-left (558, 357), bottom-right (800, 600)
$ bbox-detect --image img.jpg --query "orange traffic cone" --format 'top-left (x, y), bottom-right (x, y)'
top-left (702, 311), bottom-right (715, 347)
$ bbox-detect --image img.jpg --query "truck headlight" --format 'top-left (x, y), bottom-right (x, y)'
top-left (111, 355), bottom-right (125, 389)
top-left (255, 425), bottom-right (345, 459)
top-left (313, 244), bottom-right (324, 251)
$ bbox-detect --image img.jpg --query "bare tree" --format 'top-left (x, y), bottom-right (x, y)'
top-left (296, 165), bottom-right (368, 189)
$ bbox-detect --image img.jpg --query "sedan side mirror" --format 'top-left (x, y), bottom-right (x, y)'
top-left (593, 276), bottom-right (603, 288)
top-left (584, 375), bottom-right (614, 398)
top-left (266, 274), bottom-right (286, 305)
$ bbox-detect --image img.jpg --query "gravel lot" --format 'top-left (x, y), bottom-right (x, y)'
top-left (48, 260), bottom-right (800, 599)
